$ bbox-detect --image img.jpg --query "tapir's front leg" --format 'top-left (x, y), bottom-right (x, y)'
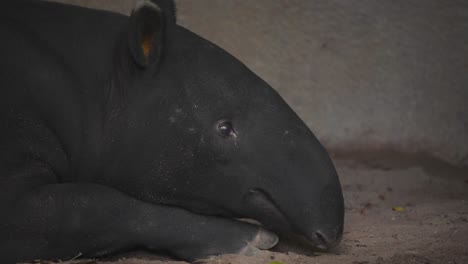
top-left (1, 183), bottom-right (277, 263)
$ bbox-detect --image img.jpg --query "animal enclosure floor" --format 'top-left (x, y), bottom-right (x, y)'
top-left (24, 154), bottom-right (468, 264)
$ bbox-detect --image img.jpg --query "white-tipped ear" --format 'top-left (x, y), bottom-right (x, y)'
top-left (128, 0), bottom-right (165, 68)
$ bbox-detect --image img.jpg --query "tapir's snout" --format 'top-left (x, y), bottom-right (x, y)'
top-left (301, 207), bottom-right (344, 250)
top-left (244, 177), bottom-right (344, 251)
top-left (300, 181), bottom-right (345, 250)
top-left (241, 134), bottom-right (344, 252)
top-left (313, 227), bottom-right (343, 250)
top-left (285, 224), bottom-right (343, 251)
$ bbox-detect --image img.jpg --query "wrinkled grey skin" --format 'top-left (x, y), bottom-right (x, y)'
top-left (0, 0), bottom-right (344, 263)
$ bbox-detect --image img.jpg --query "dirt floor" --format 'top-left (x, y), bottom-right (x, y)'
top-left (24, 153), bottom-right (468, 264)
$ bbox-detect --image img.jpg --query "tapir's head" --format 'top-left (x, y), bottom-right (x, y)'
top-left (103, 0), bottom-right (344, 250)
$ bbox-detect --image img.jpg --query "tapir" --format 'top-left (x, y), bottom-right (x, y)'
top-left (0, 0), bottom-right (344, 262)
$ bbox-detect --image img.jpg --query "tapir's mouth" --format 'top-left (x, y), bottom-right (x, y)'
top-left (243, 188), bottom-right (341, 251)
top-left (241, 188), bottom-right (294, 235)
top-left (243, 188), bottom-right (292, 232)
top-left (279, 232), bottom-right (335, 252)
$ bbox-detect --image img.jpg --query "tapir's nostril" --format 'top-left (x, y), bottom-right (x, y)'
top-left (315, 230), bottom-right (329, 249)
top-left (313, 230), bottom-right (340, 250)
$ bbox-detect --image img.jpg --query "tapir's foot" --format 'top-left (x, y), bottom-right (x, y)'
top-left (238, 228), bottom-right (279, 255)
top-left (165, 217), bottom-right (278, 261)
top-left (189, 228), bottom-right (278, 263)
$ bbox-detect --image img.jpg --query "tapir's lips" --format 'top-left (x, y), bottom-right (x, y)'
top-left (243, 188), bottom-right (292, 231)
top-left (243, 188), bottom-right (342, 251)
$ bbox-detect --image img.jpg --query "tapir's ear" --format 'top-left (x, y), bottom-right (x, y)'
top-left (128, 0), bottom-right (166, 68)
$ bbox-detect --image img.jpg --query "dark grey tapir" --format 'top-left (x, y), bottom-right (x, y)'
top-left (0, 0), bottom-right (344, 262)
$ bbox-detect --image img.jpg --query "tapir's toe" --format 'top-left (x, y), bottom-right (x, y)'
top-left (238, 228), bottom-right (279, 256)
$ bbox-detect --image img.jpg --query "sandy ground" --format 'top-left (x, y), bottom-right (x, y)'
top-left (23, 152), bottom-right (468, 264)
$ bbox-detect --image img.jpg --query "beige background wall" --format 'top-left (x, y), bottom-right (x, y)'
top-left (50, 0), bottom-right (468, 166)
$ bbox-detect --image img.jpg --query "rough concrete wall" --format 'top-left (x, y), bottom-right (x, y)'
top-left (49, 0), bottom-right (468, 166)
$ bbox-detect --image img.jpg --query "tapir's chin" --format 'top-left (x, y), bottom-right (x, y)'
top-left (243, 188), bottom-right (342, 251)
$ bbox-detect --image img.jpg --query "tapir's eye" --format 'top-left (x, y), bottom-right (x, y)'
top-left (217, 121), bottom-right (237, 138)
